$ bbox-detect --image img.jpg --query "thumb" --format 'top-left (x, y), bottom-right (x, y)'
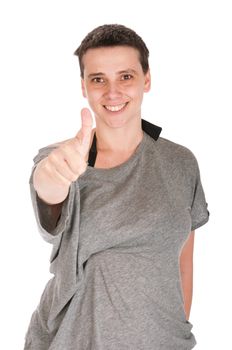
top-left (77, 108), bottom-right (94, 155)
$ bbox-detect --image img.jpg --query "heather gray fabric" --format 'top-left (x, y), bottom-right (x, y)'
top-left (24, 130), bottom-right (209, 350)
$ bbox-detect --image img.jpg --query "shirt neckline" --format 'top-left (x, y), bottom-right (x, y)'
top-left (87, 118), bottom-right (162, 168)
top-left (81, 130), bottom-right (148, 179)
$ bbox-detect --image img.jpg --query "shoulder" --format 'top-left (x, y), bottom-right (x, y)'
top-left (157, 136), bottom-right (198, 167)
top-left (158, 136), bottom-right (195, 158)
top-left (146, 134), bottom-right (200, 177)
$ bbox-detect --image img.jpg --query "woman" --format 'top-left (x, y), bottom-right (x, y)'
top-left (24, 24), bottom-right (210, 349)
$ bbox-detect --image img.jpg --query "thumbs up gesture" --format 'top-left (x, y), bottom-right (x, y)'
top-left (33, 108), bottom-right (95, 205)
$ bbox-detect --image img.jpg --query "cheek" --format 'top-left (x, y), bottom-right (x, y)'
top-left (126, 83), bottom-right (144, 96)
top-left (86, 89), bottom-right (102, 103)
top-left (128, 87), bottom-right (144, 103)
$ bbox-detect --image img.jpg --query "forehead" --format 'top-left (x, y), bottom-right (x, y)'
top-left (82, 46), bottom-right (142, 75)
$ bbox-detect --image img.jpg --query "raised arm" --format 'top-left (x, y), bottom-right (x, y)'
top-left (31, 108), bottom-right (95, 232)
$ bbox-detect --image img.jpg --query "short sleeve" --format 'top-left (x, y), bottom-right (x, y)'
top-left (29, 143), bottom-right (76, 263)
top-left (190, 157), bottom-right (210, 231)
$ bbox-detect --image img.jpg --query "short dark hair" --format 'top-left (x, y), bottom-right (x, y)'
top-left (74, 24), bottom-right (149, 78)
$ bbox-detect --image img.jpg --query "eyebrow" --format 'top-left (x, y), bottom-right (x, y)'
top-left (87, 69), bottom-right (138, 79)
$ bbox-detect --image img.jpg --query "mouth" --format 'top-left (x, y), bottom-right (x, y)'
top-left (103, 102), bottom-right (129, 113)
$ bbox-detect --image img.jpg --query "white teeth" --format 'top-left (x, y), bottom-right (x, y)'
top-left (104, 103), bottom-right (127, 112)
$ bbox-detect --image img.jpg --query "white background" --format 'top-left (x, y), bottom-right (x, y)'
top-left (0, 0), bottom-right (231, 349)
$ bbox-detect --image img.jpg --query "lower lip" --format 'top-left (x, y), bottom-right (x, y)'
top-left (103, 102), bottom-right (129, 114)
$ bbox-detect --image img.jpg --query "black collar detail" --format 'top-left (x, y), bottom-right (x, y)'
top-left (141, 118), bottom-right (162, 141)
top-left (87, 118), bottom-right (162, 167)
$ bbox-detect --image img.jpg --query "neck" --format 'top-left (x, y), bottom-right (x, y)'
top-left (95, 118), bottom-right (143, 153)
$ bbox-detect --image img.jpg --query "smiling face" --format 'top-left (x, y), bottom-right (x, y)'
top-left (81, 46), bottom-right (151, 129)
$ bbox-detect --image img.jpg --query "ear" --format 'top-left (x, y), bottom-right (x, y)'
top-left (144, 69), bottom-right (151, 93)
top-left (81, 79), bottom-right (87, 98)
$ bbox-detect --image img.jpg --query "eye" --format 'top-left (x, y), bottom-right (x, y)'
top-left (121, 74), bottom-right (133, 80)
top-left (92, 77), bottom-right (104, 83)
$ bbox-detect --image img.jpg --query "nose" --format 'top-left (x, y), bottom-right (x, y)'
top-left (104, 81), bottom-right (123, 100)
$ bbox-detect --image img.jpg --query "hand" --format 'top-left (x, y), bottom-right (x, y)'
top-left (33, 108), bottom-right (95, 204)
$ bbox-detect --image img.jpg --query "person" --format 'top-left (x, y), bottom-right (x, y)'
top-left (24, 24), bottom-right (210, 350)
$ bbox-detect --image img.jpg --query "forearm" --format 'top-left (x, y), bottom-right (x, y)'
top-left (36, 193), bottom-right (65, 232)
top-left (180, 267), bottom-right (193, 320)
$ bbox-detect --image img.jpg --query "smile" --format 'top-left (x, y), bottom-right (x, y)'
top-left (104, 102), bottom-right (129, 112)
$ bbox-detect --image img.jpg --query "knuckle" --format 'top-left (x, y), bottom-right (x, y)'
top-left (56, 176), bottom-right (70, 188)
top-left (48, 150), bottom-right (61, 165)
top-left (36, 157), bottom-right (50, 174)
top-left (52, 168), bottom-right (70, 186)
top-left (60, 142), bottom-right (71, 153)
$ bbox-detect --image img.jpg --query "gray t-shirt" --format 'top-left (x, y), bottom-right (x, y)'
top-left (24, 126), bottom-right (209, 350)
